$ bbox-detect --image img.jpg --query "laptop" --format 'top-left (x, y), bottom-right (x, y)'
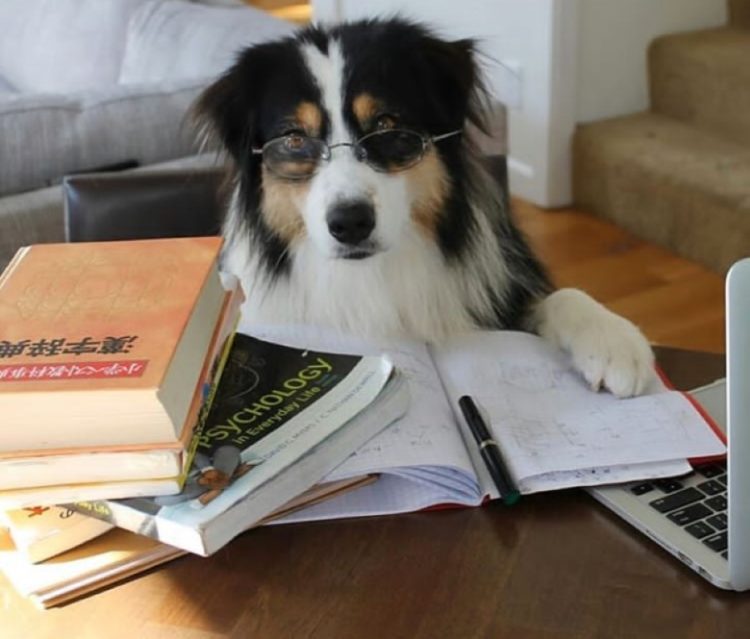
top-left (588, 257), bottom-right (750, 591)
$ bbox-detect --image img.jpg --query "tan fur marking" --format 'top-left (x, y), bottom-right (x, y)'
top-left (295, 101), bottom-right (322, 135)
top-left (352, 93), bottom-right (380, 127)
top-left (408, 148), bottom-right (450, 239)
top-left (261, 167), bottom-right (308, 244)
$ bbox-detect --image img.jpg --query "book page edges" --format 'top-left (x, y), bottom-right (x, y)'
top-left (16, 478), bottom-right (372, 608)
top-left (0, 246), bottom-right (30, 291)
top-left (155, 262), bottom-right (227, 438)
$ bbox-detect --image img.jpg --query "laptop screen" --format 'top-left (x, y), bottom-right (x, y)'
top-left (727, 257), bottom-right (750, 589)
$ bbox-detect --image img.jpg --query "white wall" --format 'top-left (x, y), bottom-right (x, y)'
top-left (577, 0), bottom-right (727, 123)
top-left (311, 0), bottom-right (728, 207)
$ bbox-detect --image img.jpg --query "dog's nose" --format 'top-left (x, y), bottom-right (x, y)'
top-left (326, 201), bottom-right (375, 245)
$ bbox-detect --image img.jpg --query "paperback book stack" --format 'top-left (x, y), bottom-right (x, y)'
top-left (0, 332), bottom-right (407, 607)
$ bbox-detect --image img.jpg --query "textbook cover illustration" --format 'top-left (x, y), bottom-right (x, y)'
top-left (69, 334), bottom-right (407, 555)
top-left (2, 505), bottom-right (113, 564)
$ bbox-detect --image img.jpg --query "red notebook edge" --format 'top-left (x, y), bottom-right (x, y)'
top-left (654, 362), bottom-right (727, 465)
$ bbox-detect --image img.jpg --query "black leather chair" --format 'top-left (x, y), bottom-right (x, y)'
top-left (63, 168), bottom-right (225, 242)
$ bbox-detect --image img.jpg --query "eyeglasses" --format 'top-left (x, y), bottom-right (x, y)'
top-left (252, 128), bottom-right (462, 180)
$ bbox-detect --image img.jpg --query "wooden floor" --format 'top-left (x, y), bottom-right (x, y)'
top-left (513, 199), bottom-right (726, 354)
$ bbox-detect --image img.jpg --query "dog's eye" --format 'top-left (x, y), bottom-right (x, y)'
top-left (278, 134), bottom-right (323, 160)
top-left (374, 114), bottom-right (397, 131)
top-left (262, 134), bottom-right (328, 179)
top-left (285, 134), bottom-right (307, 150)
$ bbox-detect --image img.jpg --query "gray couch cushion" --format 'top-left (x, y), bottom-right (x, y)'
top-left (0, 80), bottom-right (209, 196)
top-left (76, 80), bottom-right (208, 177)
top-left (0, 94), bottom-right (80, 195)
top-left (119, 0), bottom-right (294, 84)
top-left (0, 0), bottom-right (148, 93)
top-left (0, 75), bottom-right (16, 95)
top-left (0, 185), bottom-right (68, 271)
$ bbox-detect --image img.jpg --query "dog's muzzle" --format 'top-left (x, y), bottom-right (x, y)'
top-left (326, 200), bottom-right (376, 254)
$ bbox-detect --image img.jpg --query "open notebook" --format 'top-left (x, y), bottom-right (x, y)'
top-left (243, 325), bottom-right (725, 523)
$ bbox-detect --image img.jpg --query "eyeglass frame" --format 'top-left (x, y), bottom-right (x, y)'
top-left (251, 128), bottom-right (462, 180)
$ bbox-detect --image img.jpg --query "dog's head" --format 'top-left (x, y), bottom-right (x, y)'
top-left (194, 19), bottom-right (487, 264)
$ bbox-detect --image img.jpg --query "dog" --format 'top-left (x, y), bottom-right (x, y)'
top-left (193, 18), bottom-right (654, 398)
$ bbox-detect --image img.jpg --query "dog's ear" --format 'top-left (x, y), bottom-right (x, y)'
top-left (191, 51), bottom-right (263, 162)
top-left (420, 36), bottom-right (489, 134)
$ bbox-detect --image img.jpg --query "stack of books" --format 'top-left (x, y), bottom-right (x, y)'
top-left (0, 236), bottom-right (239, 507)
top-left (0, 237), bottom-right (409, 608)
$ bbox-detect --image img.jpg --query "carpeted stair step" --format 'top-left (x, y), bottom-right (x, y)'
top-left (730, 0), bottom-right (750, 28)
top-left (573, 112), bottom-right (750, 273)
top-left (649, 27), bottom-right (750, 146)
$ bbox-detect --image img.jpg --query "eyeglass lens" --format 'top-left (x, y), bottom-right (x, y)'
top-left (263, 135), bottom-right (328, 179)
top-left (262, 129), bottom-right (426, 179)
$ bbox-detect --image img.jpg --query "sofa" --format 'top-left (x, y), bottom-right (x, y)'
top-left (0, 0), bottom-right (295, 270)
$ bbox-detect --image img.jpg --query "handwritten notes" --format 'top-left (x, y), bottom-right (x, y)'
top-left (245, 322), bottom-right (725, 516)
top-left (432, 331), bottom-right (725, 492)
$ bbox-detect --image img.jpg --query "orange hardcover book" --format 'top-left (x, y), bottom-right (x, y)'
top-left (0, 237), bottom-right (225, 453)
top-left (0, 278), bottom-right (243, 507)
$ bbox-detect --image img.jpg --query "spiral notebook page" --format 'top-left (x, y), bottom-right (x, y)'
top-left (432, 331), bottom-right (726, 493)
top-left (272, 471), bottom-right (485, 524)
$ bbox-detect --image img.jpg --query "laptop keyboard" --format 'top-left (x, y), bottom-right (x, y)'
top-left (629, 462), bottom-right (728, 559)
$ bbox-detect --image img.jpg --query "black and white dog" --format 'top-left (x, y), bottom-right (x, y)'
top-left (194, 18), bottom-right (653, 397)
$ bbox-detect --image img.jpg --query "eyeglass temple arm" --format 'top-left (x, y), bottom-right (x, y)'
top-left (431, 129), bottom-right (463, 142)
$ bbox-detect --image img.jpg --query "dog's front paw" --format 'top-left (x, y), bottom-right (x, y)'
top-left (534, 289), bottom-right (655, 397)
top-left (565, 311), bottom-right (655, 397)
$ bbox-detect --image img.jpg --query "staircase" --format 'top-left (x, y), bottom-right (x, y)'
top-left (573, 0), bottom-right (750, 273)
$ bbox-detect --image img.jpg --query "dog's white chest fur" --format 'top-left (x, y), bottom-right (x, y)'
top-left (224, 227), bottom-right (481, 340)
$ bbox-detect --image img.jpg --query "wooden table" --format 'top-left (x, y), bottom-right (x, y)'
top-left (3, 347), bottom-right (746, 639)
